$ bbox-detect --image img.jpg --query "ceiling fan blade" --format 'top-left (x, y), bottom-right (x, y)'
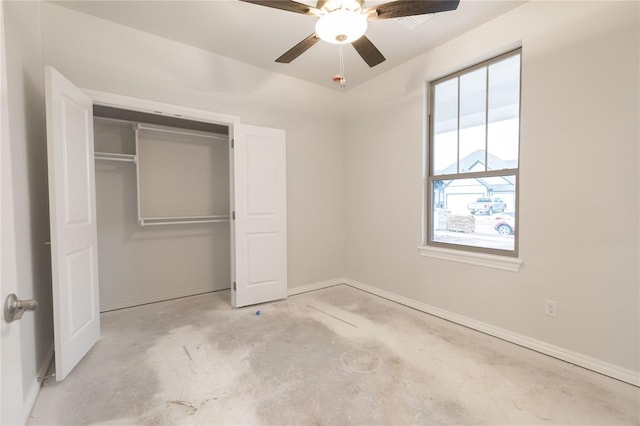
top-left (238, 0), bottom-right (320, 16)
top-left (351, 36), bottom-right (385, 68)
top-left (364, 0), bottom-right (460, 20)
top-left (275, 33), bottom-right (320, 63)
top-left (315, 0), bottom-right (328, 10)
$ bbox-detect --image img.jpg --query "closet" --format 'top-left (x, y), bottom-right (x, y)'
top-left (45, 66), bottom-right (287, 380)
top-left (92, 106), bottom-right (231, 312)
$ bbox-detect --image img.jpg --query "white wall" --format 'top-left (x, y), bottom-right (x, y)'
top-left (40, 2), bottom-right (348, 290)
top-left (345, 1), bottom-right (639, 379)
top-left (3, 0), bottom-right (53, 418)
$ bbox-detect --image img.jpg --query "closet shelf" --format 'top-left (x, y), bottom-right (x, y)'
top-left (139, 215), bottom-right (230, 226)
top-left (137, 123), bottom-right (228, 141)
top-left (95, 152), bottom-right (137, 163)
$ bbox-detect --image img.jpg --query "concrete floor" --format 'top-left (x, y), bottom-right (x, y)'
top-left (29, 285), bottom-right (639, 425)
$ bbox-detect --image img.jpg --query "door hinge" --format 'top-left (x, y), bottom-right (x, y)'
top-left (233, 281), bottom-right (236, 291)
top-left (232, 211), bottom-right (235, 220)
top-left (231, 138), bottom-right (234, 149)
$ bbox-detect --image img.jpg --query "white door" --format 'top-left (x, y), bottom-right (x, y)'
top-left (232, 124), bottom-right (287, 308)
top-left (44, 66), bottom-right (100, 381)
top-left (1, 2), bottom-right (26, 421)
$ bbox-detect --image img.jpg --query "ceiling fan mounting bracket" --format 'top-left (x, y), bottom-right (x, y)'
top-left (320, 0), bottom-right (365, 13)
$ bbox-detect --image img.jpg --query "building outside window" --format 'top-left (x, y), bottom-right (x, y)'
top-left (426, 49), bottom-right (521, 255)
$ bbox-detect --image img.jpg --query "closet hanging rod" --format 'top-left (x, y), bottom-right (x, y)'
top-left (140, 215), bottom-right (230, 221)
top-left (137, 124), bottom-right (229, 141)
top-left (139, 218), bottom-right (230, 226)
top-left (95, 152), bottom-right (137, 163)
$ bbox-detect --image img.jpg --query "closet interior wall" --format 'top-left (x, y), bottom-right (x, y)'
top-left (93, 111), bottom-right (231, 312)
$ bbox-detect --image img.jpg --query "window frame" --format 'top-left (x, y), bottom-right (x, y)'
top-left (424, 48), bottom-right (522, 258)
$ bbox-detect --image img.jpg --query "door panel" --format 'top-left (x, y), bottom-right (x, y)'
top-left (61, 99), bottom-right (91, 223)
top-left (65, 247), bottom-right (97, 338)
top-left (233, 124), bottom-right (287, 308)
top-left (45, 66), bottom-right (100, 381)
top-left (247, 233), bottom-right (278, 285)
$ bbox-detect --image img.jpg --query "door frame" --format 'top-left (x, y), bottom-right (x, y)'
top-left (84, 89), bottom-right (241, 307)
top-left (85, 90), bottom-right (240, 130)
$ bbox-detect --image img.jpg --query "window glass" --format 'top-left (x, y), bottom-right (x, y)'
top-left (431, 176), bottom-right (517, 252)
top-left (433, 78), bottom-right (458, 175)
top-left (459, 68), bottom-right (487, 173)
top-left (487, 55), bottom-right (520, 170)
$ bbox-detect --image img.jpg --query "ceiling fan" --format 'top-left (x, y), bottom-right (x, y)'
top-left (238, 0), bottom-right (461, 68)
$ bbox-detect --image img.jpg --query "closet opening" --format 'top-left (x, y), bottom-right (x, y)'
top-left (45, 68), bottom-right (287, 379)
top-left (92, 105), bottom-right (232, 312)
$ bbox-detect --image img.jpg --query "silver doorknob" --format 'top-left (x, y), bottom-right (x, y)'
top-left (4, 293), bottom-right (38, 323)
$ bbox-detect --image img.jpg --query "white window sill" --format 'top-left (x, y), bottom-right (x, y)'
top-left (418, 245), bottom-right (522, 272)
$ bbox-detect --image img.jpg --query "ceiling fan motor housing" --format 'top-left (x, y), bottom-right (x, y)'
top-left (321, 0), bottom-right (365, 13)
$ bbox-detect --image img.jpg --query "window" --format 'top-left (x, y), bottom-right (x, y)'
top-left (426, 49), bottom-right (521, 256)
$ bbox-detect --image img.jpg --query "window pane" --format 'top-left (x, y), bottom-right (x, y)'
top-left (431, 175), bottom-right (516, 252)
top-left (459, 68), bottom-right (487, 173)
top-left (432, 78), bottom-right (458, 175)
top-left (487, 54), bottom-right (520, 170)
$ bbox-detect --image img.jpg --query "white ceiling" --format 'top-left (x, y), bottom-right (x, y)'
top-left (52, 0), bottom-right (525, 90)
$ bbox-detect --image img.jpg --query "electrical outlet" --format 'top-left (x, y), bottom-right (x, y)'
top-left (545, 300), bottom-right (558, 318)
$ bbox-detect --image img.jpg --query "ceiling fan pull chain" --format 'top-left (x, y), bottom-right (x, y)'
top-left (338, 44), bottom-right (346, 88)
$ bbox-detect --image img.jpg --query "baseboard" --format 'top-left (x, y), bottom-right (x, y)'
top-left (22, 343), bottom-right (54, 424)
top-left (288, 278), bottom-right (346, 296)
top-left (100, 284), bottom-right (228, 312)
top-left (343, 278), bottom-right (640, 387)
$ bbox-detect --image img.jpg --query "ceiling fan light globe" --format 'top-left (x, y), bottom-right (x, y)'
top-left (315, 10), bottom-right (368, 45)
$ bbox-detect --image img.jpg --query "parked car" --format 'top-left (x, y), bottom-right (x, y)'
top-left (493, 212), bottom-right (515, 236)
top-left (467, 197), bottom-right (507, 215)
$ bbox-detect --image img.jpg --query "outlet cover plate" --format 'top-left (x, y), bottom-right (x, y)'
top-left (545, 300), bottom-right (558, 318)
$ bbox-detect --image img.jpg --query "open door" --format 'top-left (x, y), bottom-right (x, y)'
top-left (1, 4), bottom-right (26, 421)
top-left (44, 66), bottom-right (100, 381)
top-left (232, 124), bottom-right (287, 308)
